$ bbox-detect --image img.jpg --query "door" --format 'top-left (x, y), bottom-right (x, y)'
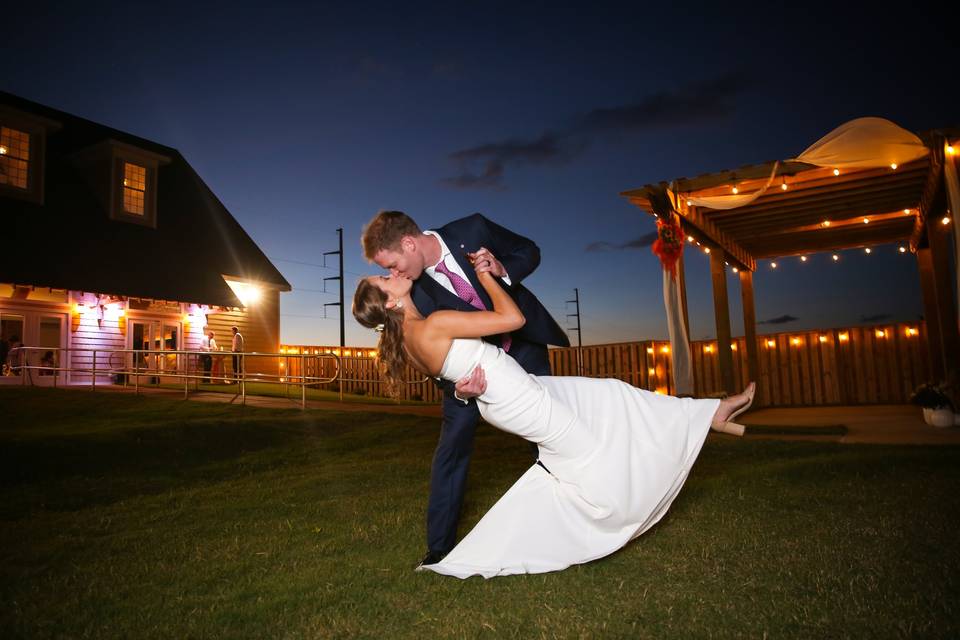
top-left (0, 313), bottom-right (24, 381)
top-left (34, 316), bottom-right (64, 386)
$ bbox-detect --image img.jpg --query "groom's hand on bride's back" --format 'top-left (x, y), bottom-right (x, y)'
top-left (454, 365), bottom-right (487, 402)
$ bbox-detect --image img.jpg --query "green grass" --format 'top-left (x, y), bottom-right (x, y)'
top-left (145, 380), bottom-right (430, 405)
top-left (1, 387), bottom-right (958, 639)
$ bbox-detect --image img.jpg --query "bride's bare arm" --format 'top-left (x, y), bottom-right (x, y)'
top-left (426, 262), bottom-right (525, 341)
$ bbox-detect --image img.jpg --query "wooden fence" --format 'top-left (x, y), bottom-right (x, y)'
top-left (282, 321), bottom-right (929, 407)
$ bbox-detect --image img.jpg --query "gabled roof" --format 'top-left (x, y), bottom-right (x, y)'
top-left (0, 91), bottom-right (290, 307)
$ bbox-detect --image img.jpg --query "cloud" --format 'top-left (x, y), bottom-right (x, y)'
top-left (573, 73), bottom-right (749, 134)
top-left (441, 72), bottom-right (751, 189)
top-left (585, 231), bottom-right (658, 252)
top-left (442, 131), bottom-right (586, 190)
top-left (859, 313), bottom-right (891, 323)
top-left (759, 314), bottom-right (799, 325)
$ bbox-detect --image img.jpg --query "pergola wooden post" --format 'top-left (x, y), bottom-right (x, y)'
top-left (917, 248), bottom-right (946, 380)
top-left (739, 269), bottom-right (760, 394)
top-left (709, 249), bottom-right (735, 394)
top-left (919, 213), bottom-right (960, 379)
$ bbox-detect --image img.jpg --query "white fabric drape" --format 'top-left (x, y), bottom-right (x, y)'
top-left (679, 161), bottom-right (780, 210)
top-left (663, 268), bottom-right (693, 395)
top-left (792, 117), bottom-right (929, 169)
top-left (943, 142), bottom-right (960, 334)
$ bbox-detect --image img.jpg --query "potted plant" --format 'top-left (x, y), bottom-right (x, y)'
top-left (910, 382), bottom-right (956, 427)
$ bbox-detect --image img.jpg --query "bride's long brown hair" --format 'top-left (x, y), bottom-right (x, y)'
top-left (352, 279), bottom-right (408, 398)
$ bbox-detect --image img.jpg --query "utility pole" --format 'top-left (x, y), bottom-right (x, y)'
top-left (566, 288), bottom-right (583, 375)
top-left (323, 228), bottom-right (344, 348)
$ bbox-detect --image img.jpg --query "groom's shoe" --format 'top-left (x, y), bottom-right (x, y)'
top-left (415, 550), bottom-right (447, 571)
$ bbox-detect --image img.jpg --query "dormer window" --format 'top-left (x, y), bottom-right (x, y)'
top-left (0, 126), bottom-right (30, 189)
top-left (0, 106), bottom-right (57, 205)
top-left (122, 162), bottom-right (147, 215)
top-left (67, 138), bottom-right (167, 228)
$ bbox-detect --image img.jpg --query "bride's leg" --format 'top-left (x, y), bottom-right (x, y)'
top-left (710, 382), bottom-right (756, 436)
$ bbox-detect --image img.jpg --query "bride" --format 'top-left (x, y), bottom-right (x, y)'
top-left (352, 252), bottom-right (755, 579)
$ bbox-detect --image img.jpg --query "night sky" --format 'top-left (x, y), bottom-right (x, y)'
top-left (4, 2), bottom-right (956, 347)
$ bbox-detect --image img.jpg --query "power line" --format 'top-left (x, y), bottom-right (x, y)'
top-left (280, 314), bottom-right (336, 319)
top-left (269, 256), bottom-right (334, 269)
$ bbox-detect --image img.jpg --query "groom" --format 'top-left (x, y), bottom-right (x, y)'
top-left (361, 211), bottom-right (569, 568)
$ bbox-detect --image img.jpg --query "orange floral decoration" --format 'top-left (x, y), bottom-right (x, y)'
top-left (651, 217), bottom-right (684, 278)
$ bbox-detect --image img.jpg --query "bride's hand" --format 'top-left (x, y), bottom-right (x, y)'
top-left (467, 247), bottom-right (507, 278)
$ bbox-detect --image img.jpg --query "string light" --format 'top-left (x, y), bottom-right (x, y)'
top-left (862, 217), bottom-right (870, 224)
top-left (791, 337), bottom-right (801, 346)
top-left (818, 335), bottom-right (828, 343)
top-left (832, 254), bottom-right (839, 261)
top-left (947, 145), bottom-right (956, 156)
top-left (771, 262), bottom-right (778, 269)
top-left (942, 216), bottom-right (952, 225)
top-left (875, 329), bottom-right (886, 338)
top-left (646, 347), bottom-right (654, 354)
top-left (864, 247), bottom-right (872, 254)
top-left (704, 247), bottom-right (711, 254)
top-left (899, 246), bottom-right (907, 253)
top-left (704, 345), bottom-right (714, 353)
top-left (766, 339), bottom-right (776, 348)
top-left (905, 328), bottom-right (918, 337)
top-left (687, 235), bottom-right (694, 243)
top-left (686, 199), bottom-right (693, 206)
top-left (0, 145), bottom-right (6, 155)
top-left (833, 168), bottom-right (840, 176)
top-left (800, 256), bottom-right (807, 262)
top-left (660, 346), bottom-right (670, 354)
top-left (822, 220), bottom-right (831, 227)
top-left (890, 163), bottom-right (898, 170)
top-left (732, 185), bottom-right (739, 194)
top-left (781, 177), bottom-right (788, 191)
top-left (730, 343), bottom-right (737, 351)
top-left (648, 368), bottom-right (656, 376)
top-left (839, 332), bottom-right (848, 342)
top-left (903, 209), bottom-right (911, 215)
top-left (731, 267), bottom-right (738, 273)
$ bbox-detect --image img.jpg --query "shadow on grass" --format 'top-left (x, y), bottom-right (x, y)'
top-left (0, 387), bottom-right (433, 517)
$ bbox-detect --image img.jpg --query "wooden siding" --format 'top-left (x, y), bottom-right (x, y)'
top-left (206, 289), bottom-right (281, 378)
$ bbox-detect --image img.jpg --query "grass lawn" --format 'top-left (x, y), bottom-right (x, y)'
top-left (149, 380), bottom-right (429, 406)
top-left (1, 387), bottom-right (958, 639)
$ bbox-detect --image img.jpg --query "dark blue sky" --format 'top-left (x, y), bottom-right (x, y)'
top-left (5, 2), bottom-right (954, 346)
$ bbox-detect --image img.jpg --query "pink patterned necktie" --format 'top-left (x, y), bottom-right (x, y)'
top-left (434, 259), bottom-right (511, 352)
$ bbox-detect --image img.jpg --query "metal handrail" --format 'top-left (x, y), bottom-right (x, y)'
top-left (5, 346), bottom-right (342, 408)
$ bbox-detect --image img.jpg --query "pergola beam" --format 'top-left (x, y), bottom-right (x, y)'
top-left (677, 204), bottom-right (756, 272)
top-left (623, 195), bottom-right (756, 272)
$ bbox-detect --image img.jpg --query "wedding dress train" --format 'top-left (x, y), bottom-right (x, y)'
top-left (421, 339), bottom-right (720, 579)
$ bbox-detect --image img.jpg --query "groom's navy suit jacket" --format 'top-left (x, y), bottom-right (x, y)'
top-left (411, 213), bottom-right (569, 366)
top-left (410, 213), bottom-right (569, 554)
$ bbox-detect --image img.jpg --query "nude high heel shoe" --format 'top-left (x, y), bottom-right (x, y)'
top-left (711, 382), bottom-right (756, 437)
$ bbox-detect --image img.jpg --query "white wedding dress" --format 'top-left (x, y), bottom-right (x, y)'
top-left (421, 339), bottom-right (720, 579)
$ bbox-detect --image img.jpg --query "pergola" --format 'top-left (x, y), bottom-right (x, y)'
top-left (622, 121), bottom-right (959, 398)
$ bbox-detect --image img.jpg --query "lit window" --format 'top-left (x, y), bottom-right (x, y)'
top-left (123, 162), bottom-right (147, 215)
top-left (0, 126), bottom-right (30, 189)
